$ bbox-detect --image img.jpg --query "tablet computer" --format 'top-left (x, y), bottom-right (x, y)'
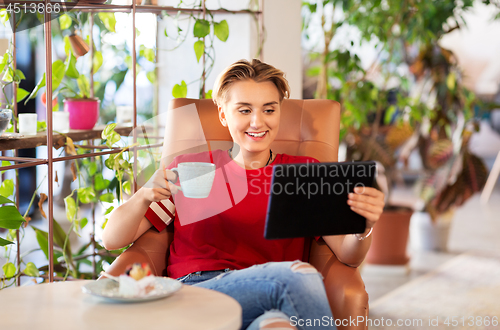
top-left (264, 161), bottom-right (376, 239)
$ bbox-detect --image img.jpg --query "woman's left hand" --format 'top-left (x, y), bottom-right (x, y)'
top-left (347, 186), bottom-right (385, 228)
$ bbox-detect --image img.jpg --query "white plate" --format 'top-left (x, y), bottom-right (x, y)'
top-left (82, 277), bottom-right (182, 303)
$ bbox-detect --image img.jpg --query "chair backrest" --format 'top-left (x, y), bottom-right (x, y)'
top-left (162, 98), bottom-right (340, 164)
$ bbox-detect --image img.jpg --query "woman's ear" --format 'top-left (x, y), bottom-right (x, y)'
top-left (218, 106), bottom-right (227, 127)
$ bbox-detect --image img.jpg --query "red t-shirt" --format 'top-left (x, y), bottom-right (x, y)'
top-left (144, 149), bottom-right (319, 279)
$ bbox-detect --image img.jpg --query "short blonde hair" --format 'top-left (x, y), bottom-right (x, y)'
top-left (212, 59), bottom-right (291, 107)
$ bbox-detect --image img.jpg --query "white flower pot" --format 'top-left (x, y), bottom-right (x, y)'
top-left (409, 211), bottom-right (453, 252)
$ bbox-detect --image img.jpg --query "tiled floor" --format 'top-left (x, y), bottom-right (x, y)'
top-left (361, 177), bottom-right (500, 304)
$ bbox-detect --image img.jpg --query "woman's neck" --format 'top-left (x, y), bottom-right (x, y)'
top-left (230, 146), bottom-right (273, 170)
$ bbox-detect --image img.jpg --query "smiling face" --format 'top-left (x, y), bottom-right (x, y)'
top-left (218, 79), bottom-right (281, 162)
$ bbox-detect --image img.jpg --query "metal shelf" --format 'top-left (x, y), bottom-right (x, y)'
top-left (0, 125), bottom-right (134, 152)
top-left (1, 0), bottom-right (264, 284)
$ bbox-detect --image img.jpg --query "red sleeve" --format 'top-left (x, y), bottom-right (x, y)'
top-left (145, 207), bottom-right (168, 232)
top-left (145, 197), bottom-right (176, 232)
top-left (144, 157), bottom-right (178, 231)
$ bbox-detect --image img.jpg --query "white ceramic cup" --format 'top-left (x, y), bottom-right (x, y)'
top-left (19, 113), bottom-right (37, 135)
top-left (169, 162), bottom-right (216, 198)
top-left (53, 111), bottom-right (70, 133)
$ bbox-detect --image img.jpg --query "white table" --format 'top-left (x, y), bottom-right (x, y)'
top-left (0, 280), bottom-right (242, 330)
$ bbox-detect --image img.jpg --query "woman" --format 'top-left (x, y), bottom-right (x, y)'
top-left (102, 59), bottom-right (385, 330)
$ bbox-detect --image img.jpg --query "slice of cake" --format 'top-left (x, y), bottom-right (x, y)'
top-left (118, 263), bottom-right (156, 297)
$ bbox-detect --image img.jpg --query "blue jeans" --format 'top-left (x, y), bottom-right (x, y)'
top-left (176, 261), bottom-right (337, 330)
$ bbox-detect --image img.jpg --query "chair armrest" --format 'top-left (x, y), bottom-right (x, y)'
top-left (308, 239), bottom-right (368, 330)
top-left (103, 226), bottom-right (174, 277)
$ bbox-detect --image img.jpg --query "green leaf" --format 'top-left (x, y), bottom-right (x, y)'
top-left (2, 262), bottom-right (16, 278)
top-left (24, 262), bottom-right (40, 277)
top-left (65, 54), bottom-right (79, 79)
top-left (14, 69), bottom-right (26, 81)
top-left (214, 20), bottom-right (229, 42)
top-left (0, 194), bottom-right (14, 204)
top-left (25, 73), bottom-right (46, 104)
top-left (94, 174), bottom-right (110, 191)
top-left (0, 179), bottom-right (14, 198)
top-left (2, 68), bottom-right (13, 82)
top-left (104, 206), bottom-right (114, 215)
top-left (104, 155), bottom-right (114, 170)
top-left (98, 13), bottom-right (116, 33)
top-left (16, 87), bottom-right (30, 103)
top-left (205, 89), bottom-right (212, 99)
top-left (77, 187), bottom-right (96, 204)
top-left (36, 12), bottom-right (44, 24)
top-left (194, 40), bottom-right (204, 63)
top-left (93, 51), bottom-right (103, 73)
top-left (80, 217), bottom-right (88, 230)
top-left (99, 192), bottom-right (114, 203)
top-left (172, 80), bottom-right (187, 98)
top-left (52, 60), bottom-right (66, 90)
top-left (52, 218), bottom-right (68, 249)
top-left (0, 53), bottom-right (8, 74)
top-left (384, 105), bottom-right (396, 124)
top-left (59, 14), bottom-right (72, 30)
top-left (0, 237), bottom-right (14, 246)
top-left (0, 9), bottom-right (10, 26)
top-left (193, 19), bottom-right (210, 38)
top-left (64, 195), bottom-right (77, 222)
top-left (164, 28), bottom-right (168, 37)
top-left (37, 120), bottom-right (47, 132)
top-left (34, 228), bottom-right (50, 260)
top-left (142, 48), bottom-right (155, 62)
top-left (1, 161), bottom-right (13, 175)
top-left (101, 123), bottom-right (121, 148)
top-left (77, 75), bottom-right (90, 98)
top-left (146, 71), bottom-right (156, 84)
top-left (0, 206), bottom-right (25, 229)
top-left (88, 162), bottom-right (98, 176)
top-left (124, 55), bottom-right (133, 70)
top-left (123, 181), bottom-right (131, 195)
top-left (64, 35), bottom-right (71, 56)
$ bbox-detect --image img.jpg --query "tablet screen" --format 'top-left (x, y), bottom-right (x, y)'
top-left (264, 161), bottom-right (376, 239)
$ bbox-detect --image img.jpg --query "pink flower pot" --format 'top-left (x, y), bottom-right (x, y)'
top-left (64, 98), bottom-right (100, 130)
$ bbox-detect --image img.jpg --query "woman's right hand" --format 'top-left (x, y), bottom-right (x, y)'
top-left (141, 169), bottom-right (179, 203)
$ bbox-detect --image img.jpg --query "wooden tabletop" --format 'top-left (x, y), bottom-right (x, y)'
top-left (0, 280), bottom-right (242, 330)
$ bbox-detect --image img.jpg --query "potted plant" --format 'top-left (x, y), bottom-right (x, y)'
top-left (25, 13), bottom-right (105, 130)
top-left (302, 1), bottom-right (420, 266)
top-left (25, 38), bottom-right (102, 130)
top-left (0, 46), bottom-right (30, 135)
top-left (301, 0), bottom-right (486, 264)
top-left (408, 45), bottom-right (488, 252)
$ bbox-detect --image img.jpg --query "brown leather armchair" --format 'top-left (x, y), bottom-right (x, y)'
top-left (105, 98), bottom-right (369, 330)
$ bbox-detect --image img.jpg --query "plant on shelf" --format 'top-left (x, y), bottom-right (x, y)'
top-left (24, 12), bottom-right (111, 130)
top-left (0, 40), bottom-right (30, 134)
